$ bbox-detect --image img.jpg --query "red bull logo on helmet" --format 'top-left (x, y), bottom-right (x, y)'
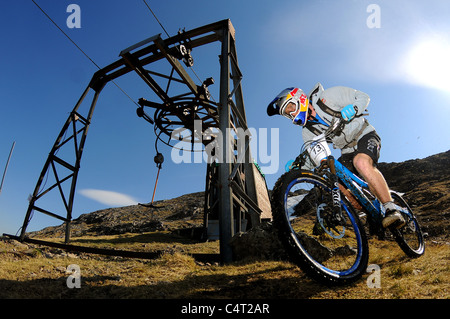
top-left (286, 88), bottom-right (299, 100)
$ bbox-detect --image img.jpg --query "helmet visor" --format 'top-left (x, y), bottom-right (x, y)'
top-left (267, 96), bottom-right (282, 116)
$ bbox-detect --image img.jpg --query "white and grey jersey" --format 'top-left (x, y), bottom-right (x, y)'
top-left (303, 83), bottom-right (376, 154)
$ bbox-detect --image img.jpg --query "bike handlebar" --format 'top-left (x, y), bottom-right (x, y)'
top-left (322, 117), bottom-right (344, 140)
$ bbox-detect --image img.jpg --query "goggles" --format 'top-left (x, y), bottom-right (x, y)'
top-left (267, 87), bottom-right (310, 126)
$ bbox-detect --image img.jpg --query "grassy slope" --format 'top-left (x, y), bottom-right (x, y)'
top-left (0, 231), bottom-right (448, 299)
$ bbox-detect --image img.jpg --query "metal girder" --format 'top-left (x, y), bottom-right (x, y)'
top-left (93, 20), bottom-right (226, 87)
top-left (20, 86), bottom-right (104, 243)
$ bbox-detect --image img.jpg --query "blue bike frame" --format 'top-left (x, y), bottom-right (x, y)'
top-left (333, 159), bottom-right (383, 223)
top-left (332, 159), bottom-right (411, 224)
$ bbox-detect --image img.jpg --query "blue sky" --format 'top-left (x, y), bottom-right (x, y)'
top-left (1, 0), bottom-right (449, 235)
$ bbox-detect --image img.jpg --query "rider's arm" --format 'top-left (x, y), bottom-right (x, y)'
top-left (321, 86), bottom-right (370, 116)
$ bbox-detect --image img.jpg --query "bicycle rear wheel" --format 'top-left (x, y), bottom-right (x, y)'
top-left (389, 191), bottom-right (425, 258)
top-left (271, 169), bottom-right (369, 285)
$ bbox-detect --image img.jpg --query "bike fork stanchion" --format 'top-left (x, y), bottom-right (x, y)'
top-left (327, 156), bottom-right (344, 223)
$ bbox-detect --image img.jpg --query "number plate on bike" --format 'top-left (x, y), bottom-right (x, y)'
top-left (307, 133), bottom-right (331, 166)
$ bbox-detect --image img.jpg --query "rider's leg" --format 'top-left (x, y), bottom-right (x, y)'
top-left (353, 153), bottom-right (405, 228)
top-left (352, 133), bottom-right (406, 229)
top-left (353, 153), bottom-right (391, 203)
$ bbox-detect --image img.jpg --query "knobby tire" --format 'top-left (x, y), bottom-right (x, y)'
top-left (271, 169), bottom-right (369, 286)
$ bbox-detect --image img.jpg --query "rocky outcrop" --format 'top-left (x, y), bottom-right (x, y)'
top-left (30, 192), bottom-right (204, 238)
top-left (378, 150), bottom-right (450, 241)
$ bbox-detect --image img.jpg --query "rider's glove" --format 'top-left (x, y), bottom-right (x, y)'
top-left (341, 104), bottom-right (358, 122)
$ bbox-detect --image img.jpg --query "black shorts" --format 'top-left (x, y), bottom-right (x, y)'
top-left (338, 131), bottom-right (381, 174)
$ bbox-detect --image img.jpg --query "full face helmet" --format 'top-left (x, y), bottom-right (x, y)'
top-left (267, 87), bottom-right (310, 126)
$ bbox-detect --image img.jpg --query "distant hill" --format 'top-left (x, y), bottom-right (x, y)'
top-left (377, 150), bottom-right (449, 241)
top-left (30, 192), bottom-right (206, 238)
top-left (30, 150), bottom-right (450, 242)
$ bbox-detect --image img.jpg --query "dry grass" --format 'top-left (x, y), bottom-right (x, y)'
top-left (0, 231), bottom-right (448, 300)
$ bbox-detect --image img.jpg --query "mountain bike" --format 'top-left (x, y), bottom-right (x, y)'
top-left (270, 118), bottom-right (425, 285)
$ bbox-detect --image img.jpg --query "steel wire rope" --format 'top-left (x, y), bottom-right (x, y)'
top-left (141, 0), bottom-right (217, 103)
top-left (31, 0), bottom-right (140, 108)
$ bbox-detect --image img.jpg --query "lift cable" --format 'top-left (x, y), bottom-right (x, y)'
top-left (31, 0), bottom-right (139, 108)
top-left (141, 0), bottom-right (209, 89)
top-left (142, 0), bottom-right (170, 38)
top-left (0, 141), bottom-right (16, 196)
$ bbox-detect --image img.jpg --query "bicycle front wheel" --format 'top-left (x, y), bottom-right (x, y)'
top-left (271, 169), bottom-right (369, 285)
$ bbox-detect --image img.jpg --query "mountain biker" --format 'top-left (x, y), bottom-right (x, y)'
top-left (267, 83), bottom-right (406, 229)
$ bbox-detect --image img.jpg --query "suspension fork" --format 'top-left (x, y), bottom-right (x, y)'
top-left (327, 156), bottom-right (344, 223)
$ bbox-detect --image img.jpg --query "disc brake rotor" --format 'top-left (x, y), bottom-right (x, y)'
top-left (316, 203), bottom-right (345, 239)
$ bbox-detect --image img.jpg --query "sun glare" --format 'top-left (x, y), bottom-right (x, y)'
top-left (405, 37), bottom-right (450, 92)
